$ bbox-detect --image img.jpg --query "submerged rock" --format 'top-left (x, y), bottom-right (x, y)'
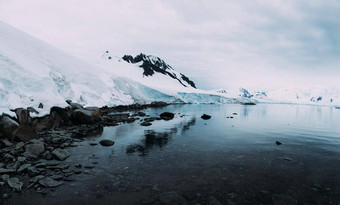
top-left (276, 141), bottom-right (282, 145)
top-left (160, 112), bottom-right (175, 120)
top-left (7, 178), bottom-right (24, 192)
top-left (99, 139), bottom-right (115, 147)
top-left (201, 114), bottom-right (212, 120)
top-left (24, 143), bottom-right (45, 158)
top-left (39, 177), bottom-right (63, 188)
top-left (51, 148), bottom-right (70, 161)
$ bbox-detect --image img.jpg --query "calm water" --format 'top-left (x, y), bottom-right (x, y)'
top-left (9, 104), bottom-right (340, 204)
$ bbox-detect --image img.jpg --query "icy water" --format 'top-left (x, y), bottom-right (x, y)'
top-left (7, 104), bottom-right (340, 204)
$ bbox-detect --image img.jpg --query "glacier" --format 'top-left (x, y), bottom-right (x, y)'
top-left (0, 21), bottom-right (239, 116)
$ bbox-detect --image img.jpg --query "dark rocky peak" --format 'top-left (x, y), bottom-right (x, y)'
top-left (122, 53), bottom-right (196, 89)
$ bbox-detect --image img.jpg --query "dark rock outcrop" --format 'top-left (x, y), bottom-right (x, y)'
top-left (122, 53), bottom-right (196, 88)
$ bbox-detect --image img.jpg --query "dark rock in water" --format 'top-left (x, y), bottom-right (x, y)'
top-left (38, 103), bottom-right (44, 109)
top-left (39, 177), bottom-right (63, 188)
top-left (0, 114), bottom-right (19, 139)
top-left (13, 125), bottom-right (37, 141)
top-left (208, 196), bottom-right (223, 205)
top-left (276, 141), bottom-right (282, 145)
top-left (99, 139), bottom-right (115, 147)
top-left (241, 102), bottom-right (256, 105)
top-left (158, 191), bottom-right (188, 205)
top-left (71, 108), bottom-right (102, 124)
top-left (126, 118), bottom-right (136, 123)
top-left (51, 148), bottom-right (70, 161)
top-left (24, 143), bottom-right (45, 158)
top-left (201, 114), bottom-right (212, 120)
top-left (140, 122), bottom-right (152, 126)
top-left (137, 112), bottom-right (146, 117)
top-left (272, 194), bottom-right (297, 205)
top-left (27, 107), bottom-right (39, 114)
top-left (7, 178), bottom-right (24, 192)
top-left (160, 112), bottom-right (175, 120)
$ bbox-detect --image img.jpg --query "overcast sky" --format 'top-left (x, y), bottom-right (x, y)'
top-left (1, 0), bottom-right (340, 90)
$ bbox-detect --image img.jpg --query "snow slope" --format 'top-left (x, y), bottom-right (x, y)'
top-left (0, 21), bottom-right (239, 115)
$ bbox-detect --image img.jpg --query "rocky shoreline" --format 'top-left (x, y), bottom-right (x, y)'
top-left (0, 101), bottom-right (178, 201)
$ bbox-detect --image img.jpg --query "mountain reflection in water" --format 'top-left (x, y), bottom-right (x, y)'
top-left (126, 117), bottom-right (196, 156)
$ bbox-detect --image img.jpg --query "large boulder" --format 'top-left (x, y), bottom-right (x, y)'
top-left (12, 125), bottom-right (37, 141)
top-left (0, 114), bottom-right (19, 139)
top-left (50, 106), bottom-right (70, 125)
top-left (34, 107), bottom-right (70, 131)
top-left (71, 107), bottom-right (102, 124)
top-left (33, 115), bottom-right (55, 131)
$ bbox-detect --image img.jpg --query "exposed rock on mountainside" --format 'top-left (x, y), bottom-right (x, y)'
top-left (122, 53), bottom-right (196, 89)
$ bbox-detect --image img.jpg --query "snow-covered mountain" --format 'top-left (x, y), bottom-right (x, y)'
top-left (121, 53), bottom-right (196, 89)
top-left (0, 21), bottom-right (239, 115)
